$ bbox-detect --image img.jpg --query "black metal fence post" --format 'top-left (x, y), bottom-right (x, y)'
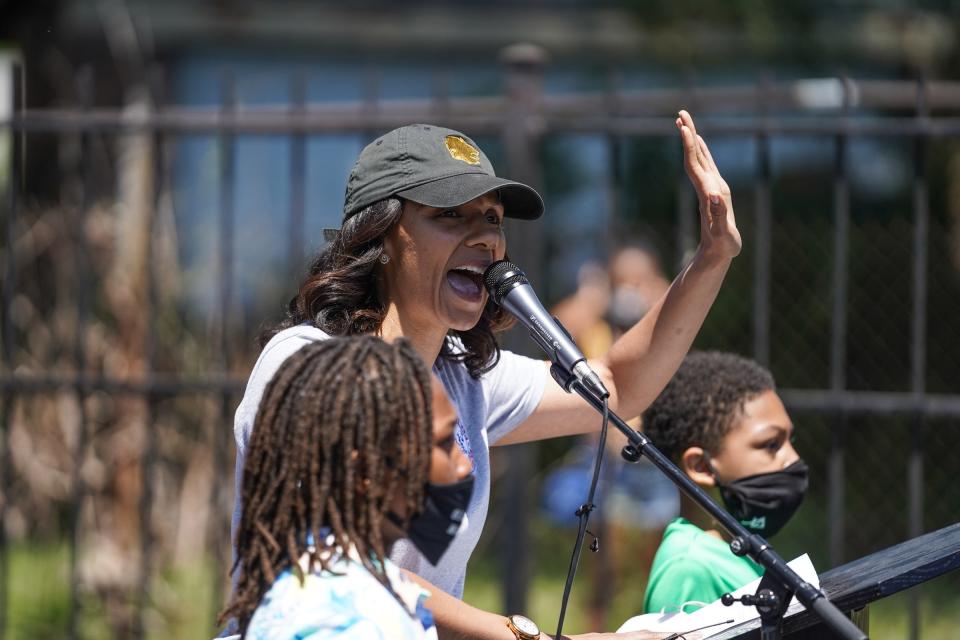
top-left (828, 77), bottom-right (852, 569)
top-left (675, 172), bottom-right (696, 272)
top-left (605, 68), bottom-right (623, 258)
top-left (209, 72), bottom-right (238, 626)
top-left (133, 67), bottom-right (166, 639)
top-left (753, 77), bottom-right (772, 367)
top-left (288, 73), bottom-right (307, 284)
top-left (66, 66), bottom-right (95, 640)
top-left (675, 79), bottom-right (697, 270)
top-left (907, 76), bottom-right (931, 640)
top-left (0, 60), bottom-right (22, 640)
top-left (499, 43), bottom-right (547, 618)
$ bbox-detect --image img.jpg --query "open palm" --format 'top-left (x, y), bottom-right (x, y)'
top-left (677, 110), bottom-right (742, 261)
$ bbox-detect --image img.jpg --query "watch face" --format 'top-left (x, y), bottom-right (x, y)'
top-left (511, 615), bottom-right (539, 637)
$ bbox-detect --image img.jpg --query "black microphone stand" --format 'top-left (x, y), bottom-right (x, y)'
top-left (548, 363), bottom-right (867, 640)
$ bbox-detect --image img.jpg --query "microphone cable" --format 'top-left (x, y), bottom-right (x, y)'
top-left (554, 393), bottom-right (610, 639)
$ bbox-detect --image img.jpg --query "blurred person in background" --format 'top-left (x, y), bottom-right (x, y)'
top-left (551, 241), bottom-right (672, 356)
top-left (543, 242), bottom-right (680, 629)
top-left (641, 352), bottom-right (807, 614)
top-left (231, 110), bottom-right (740, 638)
top-left (222, 337), bottom-right (472, 639)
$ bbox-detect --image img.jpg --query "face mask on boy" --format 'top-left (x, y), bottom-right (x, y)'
top-left (389, 476), bottom-right (474, 565)
top-left (711, 459), bottom-right (809, 538)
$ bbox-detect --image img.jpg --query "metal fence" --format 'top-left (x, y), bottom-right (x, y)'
top-left (2, 50), bottom-right (960, 639)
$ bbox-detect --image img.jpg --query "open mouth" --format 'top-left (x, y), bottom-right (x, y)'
top-left (446, 266), bottom-right (486, 303)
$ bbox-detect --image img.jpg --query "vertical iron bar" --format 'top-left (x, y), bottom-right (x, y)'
top-left (67, 66), bottom-right (94, 640)
top-left (752, 118), bottom-right (772, 366)
top-left (289, 73), bottom-right (306, 282)
top-left (605, 68), bottom-right (622, 258)
top-left (907, 77), bottom-right (929, 640)
top-left (828, 79), bottom-right (851, 569)
top-left (0, 61), bottom-right (22, 639)
top-left (213, 407), bottom-right (233, 622)
top-left (676, 71), bottom-right (697, 270)
top-left (607, 134), bottom-right (622, 257)
top-left (585, 68), bottom-right (625, 629)
top-left (499, 44), bottom-right (547, 616)
top-left (134, 71), bottom-right (164, 639)
top-left (209, 73), bottom-right (236, 624)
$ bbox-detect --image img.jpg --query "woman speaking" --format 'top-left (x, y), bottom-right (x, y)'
top-left (231, 110), bottom-right (740, 639)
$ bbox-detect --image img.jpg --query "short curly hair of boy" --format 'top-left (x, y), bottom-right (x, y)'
top-left (642, 351), bottom-right (776, 461)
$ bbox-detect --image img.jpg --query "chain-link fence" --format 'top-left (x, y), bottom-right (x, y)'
top-left (2, 55), bottom-right (959, 638)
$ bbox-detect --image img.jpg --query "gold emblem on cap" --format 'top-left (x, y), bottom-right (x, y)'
top-left (444, 135), bottom-right (481, 165)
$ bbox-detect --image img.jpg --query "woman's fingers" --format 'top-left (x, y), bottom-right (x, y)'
top-left (679, 123), bottom-right (705, 183)
top-left (680, 111), bottom-right (733, 214)
top-left (697, 134), bottom-right (731, 196)
top-left (697, 134), bottom-right (719, 173)
top-left (679, 109), bottom-right (698, 141)
top-left (678, 119), bottom-right (696, 157)
top-left (679, 110), bottom-right (706, 168)
top-left (676, 110), bottom-right (742, 259)
top-left (682, 132), bottom-right (698, 174)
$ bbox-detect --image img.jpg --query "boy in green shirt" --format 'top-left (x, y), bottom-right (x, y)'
top-left (641, 352), bottom-right (808, 614)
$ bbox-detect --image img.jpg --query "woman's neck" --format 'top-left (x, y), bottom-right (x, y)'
top-left (379, 305), bottom-right (447, 368)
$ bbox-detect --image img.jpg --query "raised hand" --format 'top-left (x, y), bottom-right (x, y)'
top-left (677, 110), bottom-right (742, 263)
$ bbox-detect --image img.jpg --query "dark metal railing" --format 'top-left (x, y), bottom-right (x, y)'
top-left (2, 54), bottom-right (959, 639)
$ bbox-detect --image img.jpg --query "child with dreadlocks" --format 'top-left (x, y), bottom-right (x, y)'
top-left (221, 336), bottom-right (472, 639)
top-left (641, 351), bottom-right (809, 614)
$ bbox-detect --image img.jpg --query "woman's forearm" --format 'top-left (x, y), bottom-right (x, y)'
top-left (604, 248), bottom-right (732, 420)
top-left (402, 570), bottom-right (679, 640)
top-left (402, 569), bottom-right (516, 640)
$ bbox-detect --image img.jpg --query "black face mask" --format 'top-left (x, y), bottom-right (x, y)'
top-left (389, 476), bottom-right (474, 565)
top-left (714, 459), bottom-right (809, 538)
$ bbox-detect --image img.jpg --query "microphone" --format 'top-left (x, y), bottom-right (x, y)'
top-left (484, 260), bottom-right (610, 400)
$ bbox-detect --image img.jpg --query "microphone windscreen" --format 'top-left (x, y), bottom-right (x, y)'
top-left (483, 260), bottom-right (528, 305)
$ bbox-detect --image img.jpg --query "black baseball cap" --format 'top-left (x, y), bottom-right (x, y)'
top-left (341, 124), bottom-right (544, 221)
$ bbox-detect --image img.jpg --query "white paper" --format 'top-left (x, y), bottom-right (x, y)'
top-left (617, 554), bottom-right (819, 637)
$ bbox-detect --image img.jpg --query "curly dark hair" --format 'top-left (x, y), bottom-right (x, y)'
top-left (220, 337), bottom-right (433, 638)
top-left (260, 197), bottom-right (513, 378)
top-left (642, 351), bottom-right (776, 461)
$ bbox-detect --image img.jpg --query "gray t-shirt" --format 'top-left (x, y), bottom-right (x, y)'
top-left (231, 325), bottom-right (547, 598)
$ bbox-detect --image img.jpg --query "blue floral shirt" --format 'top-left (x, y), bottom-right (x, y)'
top-left (246, 542), bottom-right (437, 640)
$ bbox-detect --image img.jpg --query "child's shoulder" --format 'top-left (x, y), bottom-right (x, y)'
top-left (653, 520), bottom-right (764, 589)
top-left (659, 518), bottom-right (710, 546)
top-left (656, 519), bottom-right (740, 566)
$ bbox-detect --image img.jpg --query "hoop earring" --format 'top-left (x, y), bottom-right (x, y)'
top-left (379, 254), bottom-right (390, 265)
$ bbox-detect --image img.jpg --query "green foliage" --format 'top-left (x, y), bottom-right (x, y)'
top-left (4, 542), bottom-right (219, 640)
top-left (6, 542), bottom-right (70, 640)
top-left (6, 518), bottom-right (959, 638)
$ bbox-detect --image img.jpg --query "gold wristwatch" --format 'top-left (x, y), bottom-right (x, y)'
top-left (507, 614), bottom-right (541, 640)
